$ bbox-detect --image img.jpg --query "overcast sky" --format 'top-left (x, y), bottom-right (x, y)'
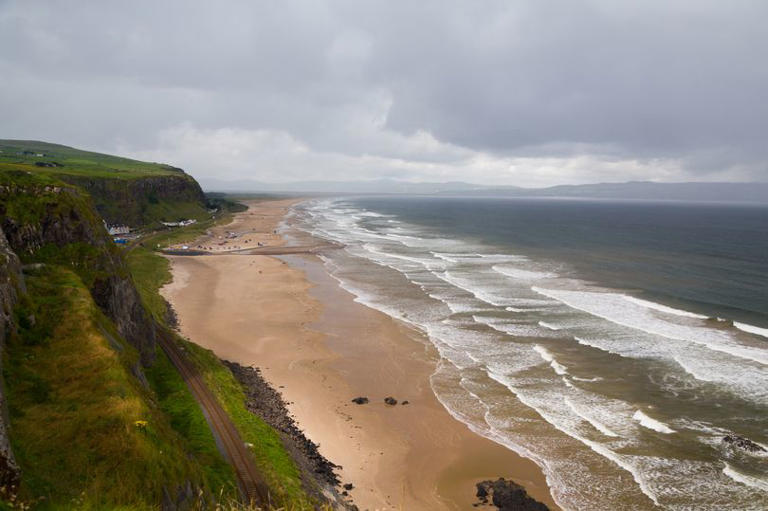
top-left (1, 0), bottom-right (767, 187)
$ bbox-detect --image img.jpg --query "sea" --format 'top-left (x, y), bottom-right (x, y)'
top-left (285, 196), bottom-right (768, 511)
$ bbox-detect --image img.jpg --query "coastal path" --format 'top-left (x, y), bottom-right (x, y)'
top-left (161, 241), bottom-right (342, 257)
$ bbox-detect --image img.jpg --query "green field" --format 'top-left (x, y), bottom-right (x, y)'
top-left (0, 140), bottom-right (182, 179)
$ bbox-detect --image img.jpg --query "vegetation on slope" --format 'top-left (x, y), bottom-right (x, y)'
top-left (182, 340), bottom-right (315, 510)
top-left (0, 143), bottom-right (316, 509)
top-left (4, 266), bottom-right (223, 509)
top-left (127, 239), bottom-right (317, 510)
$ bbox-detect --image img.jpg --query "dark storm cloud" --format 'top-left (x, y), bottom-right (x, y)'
top-left (0, 0), bottom-right (766, 184)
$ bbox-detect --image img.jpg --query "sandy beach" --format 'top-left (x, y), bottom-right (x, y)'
top-left (161, 199), bottom-right (559, 511)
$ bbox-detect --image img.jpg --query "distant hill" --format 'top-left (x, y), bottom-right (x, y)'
top-left (202, 178), bottom-right (768, 204)
top-left (446, 181), bottom-right (768, 204)
top-left (199, 177), bottom-right (496, 195)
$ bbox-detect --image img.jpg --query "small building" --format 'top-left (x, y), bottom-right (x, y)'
top-left (107, 225), bottom-right (131, 235)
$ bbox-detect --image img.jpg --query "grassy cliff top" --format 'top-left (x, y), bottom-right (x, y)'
top-left (0, 139), bottom-right (186, 180)
top-left (0, 140), bottom-right (208, 227)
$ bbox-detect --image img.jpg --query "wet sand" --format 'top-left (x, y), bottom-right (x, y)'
top-left (161, 199), bottom-right (559, 511)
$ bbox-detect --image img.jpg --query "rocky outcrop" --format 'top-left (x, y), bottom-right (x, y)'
top-left (91, 274), bottom-right (156, 365)
top-left (475, 478), bottom-right (549, 511)
top-left (722, 435), bottom-right (767, 454)
top-left (0, 184), bottom-right (157, 364)
top-left (0, 225), bottom-right (21, 493)
top-left (61, 173), bottom-right (206, 227)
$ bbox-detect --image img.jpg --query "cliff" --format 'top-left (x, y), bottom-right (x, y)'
top-left (0, 225), bottom-right (22, 492)
top-left (0, 167), bottom-right (214, 507)
top-left (0, 175), bottom-right (157, 365)
top-left (61, 173), bottom-right (207, 227)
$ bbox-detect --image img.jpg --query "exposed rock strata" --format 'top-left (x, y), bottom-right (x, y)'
top-left (62, 173), bottom-right (205, 227)
top-left (0, 184), bottom-right (157, 364)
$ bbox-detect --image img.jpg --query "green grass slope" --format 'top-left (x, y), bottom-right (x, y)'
top-left (5, 266), bottom-right (238, 509)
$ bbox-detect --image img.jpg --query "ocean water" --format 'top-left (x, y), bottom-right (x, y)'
top-left (287, 196), bottom-right (768, 511)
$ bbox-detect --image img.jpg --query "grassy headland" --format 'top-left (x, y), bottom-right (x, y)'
top-left (0, 142), bottom-right (321, 509)
top-left (0, 140), bottom-right (208, 227)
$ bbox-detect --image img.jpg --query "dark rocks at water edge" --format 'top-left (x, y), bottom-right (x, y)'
top-left (475, 478), bottom-right (549, 511)
top-left (351, 396), bottom-right (369, 404)
top-left (225, 361), bottom-right (357, 510)
top-left (722, 435), bottom-right (767, 453)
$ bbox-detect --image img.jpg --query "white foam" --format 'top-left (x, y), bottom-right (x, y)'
top-left (565, 398), bottom-right (620, 437)
top-left (734, 321), bottom-right (768, 339)
top-left (485, 370), bottom-right (662, 507)
top-left (432, 252), bottom-right (459, 263)
top-left (571, 375), bottom-right (603, 382)
top-left (624, 296), bottom-right (709, 319)
top-left (478, 253), bottom-right (530, 261)
top-left (432, 294), bottom-right (481, 314)
top-left (538, 320), bottom-right (562, 331)
top-left (533, 345), bottom-right (569, 375)
top-left (435, 271), bottom-right (509, 307)
top-left (533, 287), bottom-right (768, 366)
top-left (361, 243), bottom-right (444, 270)
top-left (493, 265), bottom-right (556, 281)
top-left (633, 410), bottom-right (676, 434)
top-left (473, 316), bottom-right (552, 338)
top-left (357, 210), bottom-right (391, 218)
top-left (723, 462), bottom-right (768, 492)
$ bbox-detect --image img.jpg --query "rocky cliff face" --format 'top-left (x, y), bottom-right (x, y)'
top-left (61, 173), bottom-right (206, 227)
top-left (0, 182), bottom-right (157, 365)
top-left (0, 225), bottom-right (21, 492)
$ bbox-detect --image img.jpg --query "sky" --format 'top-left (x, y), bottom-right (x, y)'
top-left (1, 0), bottom-right (767, 187)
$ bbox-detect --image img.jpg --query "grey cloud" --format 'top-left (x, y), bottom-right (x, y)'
top-left (0, 0), bottom-right (766, 185)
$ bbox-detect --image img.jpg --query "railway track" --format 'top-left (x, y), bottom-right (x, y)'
top-left (157, 330), bottom-right (271, 507)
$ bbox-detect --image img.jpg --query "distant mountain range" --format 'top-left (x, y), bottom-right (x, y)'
top-left (200, 178), bottom-right (768, 204)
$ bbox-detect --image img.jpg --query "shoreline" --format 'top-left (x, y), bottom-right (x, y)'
top-left (161, 198), bottom-right (559, 510)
